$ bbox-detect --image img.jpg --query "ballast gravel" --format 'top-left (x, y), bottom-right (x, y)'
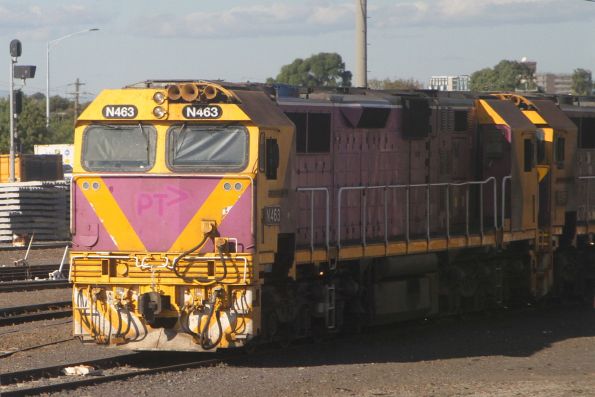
top-left (44, 305), bottom-right (595, 397)
top-left (0, 247), bottom-right (593, 396)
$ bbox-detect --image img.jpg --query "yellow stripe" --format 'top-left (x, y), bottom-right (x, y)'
top-left (477, 99), bottom-right (508, 126)
top-left (77, 177), bottom-right (146, 251)
top-left (169, 178), bottom-right (250, 252)
top-left (542, 127), bottom-right (554, 142)
top-left (522, 110), bottom-right (547, 125)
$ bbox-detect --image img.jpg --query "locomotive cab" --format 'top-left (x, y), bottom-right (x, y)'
top-left (70, 81), bottom-right (295, 351)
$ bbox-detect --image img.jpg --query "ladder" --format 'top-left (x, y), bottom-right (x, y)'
top-left (325, 285), bottom-right (336, 329)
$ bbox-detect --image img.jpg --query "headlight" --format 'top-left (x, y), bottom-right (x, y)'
top-left (153, 91), bottom-right (166, 104)
top-left (153, 106), bottom-right (167, 118)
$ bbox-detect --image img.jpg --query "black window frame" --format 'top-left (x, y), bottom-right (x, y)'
top-left (578, 117), bottom-right (595, 149)
top-left (524, 138), bottom-right (534, 172)
top-left (81, 124), bottom-right (157, 172)
top-left (286, 112), bottom-right (331, 154)
top-left (453, 110), bottom-right (469, 132)
top-left (555, 136), bottom-right (566, 167)
top-left (166, 123), bottom-right (249, 173)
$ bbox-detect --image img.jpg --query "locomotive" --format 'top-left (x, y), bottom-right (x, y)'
top-left (69, 80), bottom-right (595, 351)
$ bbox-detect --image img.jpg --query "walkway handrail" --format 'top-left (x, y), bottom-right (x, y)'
top-left (336, 177), bottom-right (498, 248)
top-left (296, 187), bottom-right (330, 251)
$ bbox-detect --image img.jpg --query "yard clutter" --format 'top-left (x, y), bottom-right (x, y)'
top-left (0, 181), bottom-right (69, 243)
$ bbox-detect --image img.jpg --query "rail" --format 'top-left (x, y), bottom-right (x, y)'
top-left (335, 177), bottom-right (498, 248)
top-left (296, 187), bottom-right (330, 251)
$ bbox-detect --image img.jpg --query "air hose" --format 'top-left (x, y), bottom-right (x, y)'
top-left (171, 226), bottom-right (229, 284)
top-left (200, 289), bottom-right (223, 350)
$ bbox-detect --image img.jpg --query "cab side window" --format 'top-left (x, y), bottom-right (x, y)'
top-left (259, 133), bottom-right (279, 180)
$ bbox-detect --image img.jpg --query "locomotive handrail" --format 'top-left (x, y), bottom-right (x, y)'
top-left (336, 177), bottom-right (498, 249)
top-left (296, 187), bottom-right (330, 251)
top-left (140, 256), bottom-right (172, 270)
top-left (501, 175), bottom-right (512, 231)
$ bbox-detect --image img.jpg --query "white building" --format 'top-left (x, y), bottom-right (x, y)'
top-left (428, 75), bottom-right (470, 91)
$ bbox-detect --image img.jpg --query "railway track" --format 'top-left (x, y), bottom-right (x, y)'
top-left (0, 301), bottom-right (71, 326)
top-left (0, 352), bottom-right (223, 396)
top-left (0, 264), bottom-right (63, 282)
top-left (0, 279), bottom-right (70, 293)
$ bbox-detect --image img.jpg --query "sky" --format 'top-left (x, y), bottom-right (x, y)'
top-left (0, 0), bottom-right (593, 99)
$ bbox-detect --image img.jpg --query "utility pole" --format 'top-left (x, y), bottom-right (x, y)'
top-left (355, 0), bottom-right (368, 88)
top-left (69, 78), bottom-right (84, 126)
top-left (46, 28), bottom-right (99, 128)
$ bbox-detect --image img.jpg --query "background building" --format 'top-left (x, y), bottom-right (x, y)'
top-left (428, 75), bottom-right (470, 91)
top-left (535, 73), bottom-right (573, 94)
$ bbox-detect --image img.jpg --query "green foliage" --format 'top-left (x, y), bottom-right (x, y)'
top-left (0, 98), bottom-right (10, 153)
top-left (0, 93), bottom-right (77, 154)
top-left (470, 60), bottom-right (534, 92)
top-left (368, 78), bottom-right (423, 90)
top-left (270, 52), bottom-right (352, 88)
top-left (572, 68), bottom-right (593, 96)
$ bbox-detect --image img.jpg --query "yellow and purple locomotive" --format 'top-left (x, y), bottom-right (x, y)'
top-left (70, 81), bottom-right (594, 351)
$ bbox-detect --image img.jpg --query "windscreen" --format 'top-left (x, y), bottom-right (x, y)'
top-left (82, 124), bottom-right (156, 172)
top-left (167, 124), bottom-right (248, 172)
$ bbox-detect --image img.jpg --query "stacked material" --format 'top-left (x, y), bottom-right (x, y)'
top-left (0, 181), bottom-right (69, 242)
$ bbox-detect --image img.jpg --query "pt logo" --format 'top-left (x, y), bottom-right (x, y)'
top-left (136, 186), bottom-right (190, 216)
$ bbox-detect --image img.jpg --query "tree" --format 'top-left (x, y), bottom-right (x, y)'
top-left (0, 93), bottom-right (76, 154)
top-left (470, 60), bottom-right (534, 91)
top-left (572, 68), bottom-right (593, 95)
top-left (270, 52), bottom-right (352, 88)
top-left (16, 96), bottom-right (49, 152)
top-left (368, 78), bottom-right (423, 90)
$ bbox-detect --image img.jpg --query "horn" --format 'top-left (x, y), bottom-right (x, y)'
top-left (180, 83), bottom-right (200, 102)
top-left (166, 85), bottom-right (182, 100)
top-left (203, 85), bottom-right (218, 101)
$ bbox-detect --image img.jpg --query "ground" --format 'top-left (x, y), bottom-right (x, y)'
top-left (1, 247), bottom-right (593, 396)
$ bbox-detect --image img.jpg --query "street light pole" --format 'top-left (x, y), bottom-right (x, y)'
top-left (45, 28), bottom-right (99, 128)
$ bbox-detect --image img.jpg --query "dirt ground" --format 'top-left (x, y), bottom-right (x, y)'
top-left (61, 304), bottom-right (593, 397)
top-left (1, 247), bottom-right (593, 396)
top-left (0, 303), bottom-right (592, 396)
top-left (0, 246), bottom-right (68, 267)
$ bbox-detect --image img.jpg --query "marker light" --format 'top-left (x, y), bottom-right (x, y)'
top-left (153, 106), bottom-right (167, 118)
top-left (153, 91), bottom-right (166, 104)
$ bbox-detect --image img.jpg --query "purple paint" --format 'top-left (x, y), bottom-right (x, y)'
top-left (135, 186), bottom-right (191, 217)
top-left (72, 185), bottom-right (118, 251)
top-left (136, 194), bottom-right (153, 215)
top-left (73, 177), bottom-right (254, 253)
top-left (218, 185), bottom-right (253, 253)
top-left (108, 177), bottom-right (218, 251)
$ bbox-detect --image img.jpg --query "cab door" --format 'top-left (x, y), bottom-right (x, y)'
top-left (512, 129), bottom-right (538, 231)
top-left (256, 127), bottom-right (297, 279)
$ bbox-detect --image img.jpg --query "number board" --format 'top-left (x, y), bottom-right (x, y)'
top-left (263, 206), bottom-right (281, 226)
top-left (102, 105), bottom-right (138, 119)
top-left (183, 105), bottom-right (222, 119)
